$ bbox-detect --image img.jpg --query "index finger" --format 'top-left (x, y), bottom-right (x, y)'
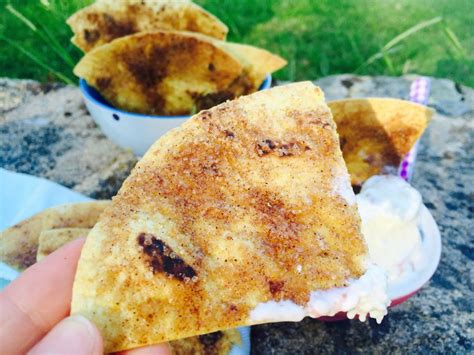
top-left (0, 238), bottom-right (85, 354)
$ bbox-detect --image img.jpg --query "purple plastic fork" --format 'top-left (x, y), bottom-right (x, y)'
top-left (398, 77), bottom-right (431, 181)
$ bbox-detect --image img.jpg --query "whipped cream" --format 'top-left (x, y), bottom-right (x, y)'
top-left (250, 264), bottom-right (389, 324)
top-left (356, 175), bottom-right (426, 282)
top-left (307, 264), bottom-right (388, 322)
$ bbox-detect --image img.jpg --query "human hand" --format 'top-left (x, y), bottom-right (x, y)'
top-left (0, 238), bottom-right (171, 354)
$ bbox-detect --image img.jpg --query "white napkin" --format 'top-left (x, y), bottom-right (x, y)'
top-left (0, 168), bottom-right (91, 286)
top-left (0, 168), bottom-right (91, 230)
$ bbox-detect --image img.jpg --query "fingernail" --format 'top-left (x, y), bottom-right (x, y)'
top-left (28, 315), bottom-right (102, 355)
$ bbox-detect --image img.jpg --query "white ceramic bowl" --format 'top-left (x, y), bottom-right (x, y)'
top-left (80, 75), bottom-right (272, 156)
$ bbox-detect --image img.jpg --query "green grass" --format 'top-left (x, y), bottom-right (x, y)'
top-left (1, 0), bottom-right (472, 86)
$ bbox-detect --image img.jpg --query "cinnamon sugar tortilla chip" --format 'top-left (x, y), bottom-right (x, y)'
top-left (67, 0), bottom-right (228, 52)
top-left (72, 82), bottom-right (368, 352)
top-left (328, 98), bottom-right (433, 187)
top-left (74, 30), bottom-right (285, 115)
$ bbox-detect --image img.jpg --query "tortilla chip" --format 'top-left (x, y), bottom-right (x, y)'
top-left (75, 31), bottom-right (241, 115)
top-left (0, 201), bottom-right (109, 271)
top-left (37, 228), bottom-right (92, 262)
top-left (188, 33), bottom-right (286, 94)
top-left (74, 30), bottom-right (285, 115)
top-left (328, 98), bottom-right (433, 187)
top-left (72, 82), bottom-right (368, 352)
top-left (67, 0), bottom-right (228, 52)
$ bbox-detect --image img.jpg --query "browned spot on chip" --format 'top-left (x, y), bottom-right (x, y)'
top-left (137, 233), bottom-right (196, 281)
top-left (192, 91), bottom-right (235, 111)
top-left (84, 29), bottom-right (100, 44)
top-left (268, 280), bottom-right (285, 295)
top-left (199, 110), bottom-right (212, 120)
top-left (223, 130), bottom-right (234, 138)
top-left (256, 139), bottom-right (308, 157)
top-left (96, 77), bottom-right (111, 90)
top-left (102, 13), bottom-right (135, 39)
top-left (256, 139), bottom-right (276, 156)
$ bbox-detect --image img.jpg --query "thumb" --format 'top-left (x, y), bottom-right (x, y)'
top-left (28, 315), bottom-right (103, 355)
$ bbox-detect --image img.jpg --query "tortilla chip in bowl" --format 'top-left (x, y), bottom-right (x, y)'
top-left (75, 30), bottom-right (285, 116)
top-left (67, 0), bottom-right (228, 52)
top-left (76, 30), bottom-right (285, 155)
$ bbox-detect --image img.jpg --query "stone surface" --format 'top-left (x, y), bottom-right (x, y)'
top-left (0, 75), bottom-right (472, 353)
top-left (0, 79), bottom-right (137, 199)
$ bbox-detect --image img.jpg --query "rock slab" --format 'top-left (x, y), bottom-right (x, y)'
top-left (0, 79), bottom-right (137, 199)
